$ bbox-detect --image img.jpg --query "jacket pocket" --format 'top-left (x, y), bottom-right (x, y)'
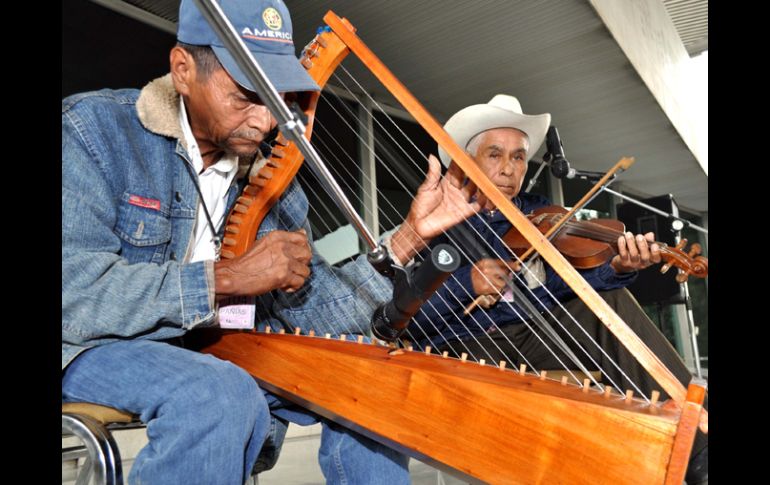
top-left (114, 192), bottom-right (172, 263)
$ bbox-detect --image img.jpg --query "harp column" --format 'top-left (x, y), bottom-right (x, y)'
top-left (358, 95), bottom-right (379, 243)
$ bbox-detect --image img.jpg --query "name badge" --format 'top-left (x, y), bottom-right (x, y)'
top-left (219, 296), bottom-right (256, 329)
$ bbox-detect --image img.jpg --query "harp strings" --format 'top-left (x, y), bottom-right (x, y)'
top-left (314, 93), bottom-right (540, 369)
top-left (273, 59), bottom-right (649, 399)
top-left (307, 124), bottom-right (511, 362)
top-left (324, 73), bottom-right (602, 380)
top-left (311, 88), bottom-right (590, 386)
top-left (309, 122), bottom-right (532, 367)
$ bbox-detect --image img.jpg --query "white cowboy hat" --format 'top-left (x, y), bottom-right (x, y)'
top-left (437, 94), bottom-right (551, 167)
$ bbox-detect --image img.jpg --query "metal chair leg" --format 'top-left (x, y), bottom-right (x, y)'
top-left (62, 413), bottom-right (123, 485)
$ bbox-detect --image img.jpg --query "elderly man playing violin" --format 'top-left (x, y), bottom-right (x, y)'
top-left (405, 95), bottom-right (707, 485)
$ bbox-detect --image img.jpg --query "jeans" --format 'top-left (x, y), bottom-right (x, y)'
top-left (62, 340), bottom-right (410, 485)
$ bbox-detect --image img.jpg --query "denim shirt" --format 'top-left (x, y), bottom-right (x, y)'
top-left (411, 192), bottom-right (637, 349)
top-left (62, 76), bottom-right (392, 369)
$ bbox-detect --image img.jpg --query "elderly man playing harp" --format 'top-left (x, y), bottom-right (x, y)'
top-left (61, 0), bottom-right (485, 483)
top-left (405, 95), bottom-right (707, 484)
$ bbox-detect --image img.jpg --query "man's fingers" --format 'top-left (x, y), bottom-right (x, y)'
top-left (421, 154), bottom-right (442, 190)
top-left (482, 260), bottom-right (512, 293)
top-left (636, 234), bottom-right (651, 265)
top-left (461, 177), bottom-right (477, 201)
top-left (615, 235), bottom-right (629, 268)
top-left (626, 232), bottom-right (640, 263)
top-left (290, 259), bottom-right (311, 279)
top-left (272, 229), bottom-right (309, 246)
top-left (288, 244), bottom-right (312, 264)
top-left (478, 294), bottom-right (499, 309)
top-left (650, 242), bottom-right (661, 263)
top-left (444, 157), bottom-right (465, 189)
top-left (283, 273), bottom-right (307, 292)
top-left (282, 260), bottom-right (311, 292)
top-left (643, 232), bottom-right (662, 264)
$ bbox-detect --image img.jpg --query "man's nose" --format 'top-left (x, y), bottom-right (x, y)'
top-left (248, 105), bottom-right (276, 134)
top-left (500, 158), bottom-right (515, 176)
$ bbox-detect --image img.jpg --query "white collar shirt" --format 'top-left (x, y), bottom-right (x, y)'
top-left (179, 96), bottom-right (239, 263)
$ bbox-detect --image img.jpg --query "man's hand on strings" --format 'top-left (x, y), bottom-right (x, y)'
top-left (389, 155), bottom-right (484, 265)
top-left (471, 259), bottom-right (520, 297)
top-left (610, 232), bottom-right (661, 273)
top-left (408, 155), bottom-right (484, 239)
top-left (214, 229), bottom-right (312, 298)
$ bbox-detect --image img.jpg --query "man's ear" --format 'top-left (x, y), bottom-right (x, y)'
top-left (170, 46), bottom-right (196, 96)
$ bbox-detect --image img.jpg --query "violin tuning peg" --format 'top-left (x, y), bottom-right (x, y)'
top-left (660, 262), bottom-right (673, 274)
top-left (675, 272), bottom-right (689, 283)
top-left (675, 238), bottom-right (688, 250)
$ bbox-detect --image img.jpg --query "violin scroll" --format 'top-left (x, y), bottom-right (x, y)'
top-left (658, 238), bottom-right (708, 282)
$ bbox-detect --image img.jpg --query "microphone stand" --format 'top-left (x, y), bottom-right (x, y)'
top-left (524, 159), bottom-right (548, 193)
top-left (604, 188), bottom-right (709, 236)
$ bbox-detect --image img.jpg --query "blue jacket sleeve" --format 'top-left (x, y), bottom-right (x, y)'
top-left (581, 261), bottom-right (638, 290)
top-left (268, 208), bottom-right (395, 336)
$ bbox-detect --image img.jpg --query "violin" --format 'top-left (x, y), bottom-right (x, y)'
top-left (501, 205), bottom-right (708, 282)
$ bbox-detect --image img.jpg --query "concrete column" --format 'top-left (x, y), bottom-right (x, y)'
top-left (588, 0), bottom-right (707, 175)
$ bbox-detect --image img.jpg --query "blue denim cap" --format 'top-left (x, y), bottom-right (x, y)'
top-left (177, 0), bottom-right (320, 93)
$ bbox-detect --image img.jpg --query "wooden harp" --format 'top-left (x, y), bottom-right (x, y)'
top-left (192, 11), bottom-right (707, 484)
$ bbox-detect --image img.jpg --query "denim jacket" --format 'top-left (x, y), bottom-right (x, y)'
top-left (62, 74), bottom-right (391, 369)
top-left (412, 192), bottom-right (637, 349)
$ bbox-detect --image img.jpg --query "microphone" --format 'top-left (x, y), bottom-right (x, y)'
top-left (545, 126), bottom-right (575, 179)
top-left (371, 243), bottom-right (461, 342)
top-left (545, 126), bottom-right (605, 181)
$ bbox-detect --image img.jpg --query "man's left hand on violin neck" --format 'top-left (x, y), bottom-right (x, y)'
top-left (610, 231), bottom-right (662, 274)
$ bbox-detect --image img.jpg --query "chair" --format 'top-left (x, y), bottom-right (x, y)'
top-left (62, 402), bottom-right (143, 485)
top-left (62, 402), bottom-right (270, 485)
